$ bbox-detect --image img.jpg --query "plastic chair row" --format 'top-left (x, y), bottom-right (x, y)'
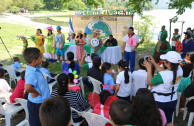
top-left (183, 96), bottom-right (194, 126)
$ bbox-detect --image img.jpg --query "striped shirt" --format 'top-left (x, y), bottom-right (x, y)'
top-left (51, 89), bottom-right (90, 121)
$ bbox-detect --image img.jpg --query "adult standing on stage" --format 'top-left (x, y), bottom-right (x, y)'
top-left (90, 29), bottom-right (103, 57)
top-left (35, 29), bottom-right (45, 54)
top-left (181, 30), bottom-right (194, 59)
top-left (76, 30), bottom-right (86, 64)
top-left (122, 27), bottom-right (139, 72)
top-left (158, 25), bottom-right (166, 41)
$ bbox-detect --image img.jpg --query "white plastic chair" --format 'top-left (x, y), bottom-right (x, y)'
top-left (176, 92), bottom-right (181, 117)
top-left (43, 73), bottom-right (58, 94)
top-left (3, 66), bottom-right (20, 87)
top-left (70, 107), bottom-right (85, 126)
top-left (87, 76), bottom-right (102, 94)
top-left (183, 96), bottom-right (194, 126)
top-left (77, 77), bottom-right (85, 96)
top-left (14, 98), bottom-right (29, 126)
top-left (71, 107), bottom-right (111, 126)
top-left (0, 98), bottom-right (23, 126)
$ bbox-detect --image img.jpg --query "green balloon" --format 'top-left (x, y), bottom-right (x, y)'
top-left (30, 35), bottom-right (37, 42)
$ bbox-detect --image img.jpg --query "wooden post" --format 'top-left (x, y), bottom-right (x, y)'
top-left (169, 19), bottom-right (172, 42)
top-left (180, 21), bottom-right (185, 41)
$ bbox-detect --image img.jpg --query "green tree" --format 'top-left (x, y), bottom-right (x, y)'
top-left (134, 15), bottom-right (157, 44)
top-left (0, 0), bottom-right (13, 11)
top-left (126, 0), bottom-right (194, 22)
top-left (34, 0), bottom-right (44, 10)
top-left (12, 0), bottom-right (34, 10)
top-left (68, 0), bottom-right (86, 10)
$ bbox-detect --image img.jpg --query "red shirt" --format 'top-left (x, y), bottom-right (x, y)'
top-left (10, 79), bottom-right (25, 103)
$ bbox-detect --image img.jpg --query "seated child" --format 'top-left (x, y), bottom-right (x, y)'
top-left (115, 60), bottom-right (132, 102)
top-left (39, 96), bottom-right (71, 126)
top-left (68, 73), bottom-right (81, 92)
top-left (80, 53), bottom-right (98, 69)
top-left (89, 90), bottom-right (118, 126)
top-left (62, 52), bottom-right (80, 75)
top-left (109, 99), bottom-right (132, 126)
top-left (132, 58), bottom-right (148, 97)
top-left (0, 68), bottom-right (13, 94)
top-left (10, 71), bottom-right (25, 103)
top-left (40, 61), bottom-right (56, 83)
top-left (12, 57), bottom-right (22, 76)
top-left (102, 62), bottom-right (115, 95)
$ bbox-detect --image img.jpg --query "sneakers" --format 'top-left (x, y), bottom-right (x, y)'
top-left (56, 60), bottom-right (60, 64)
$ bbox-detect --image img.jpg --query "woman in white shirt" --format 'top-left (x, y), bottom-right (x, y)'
top-left (114, 60), bottom-right (132, 102)
top-left (143, 51), bottom-right (182, 126)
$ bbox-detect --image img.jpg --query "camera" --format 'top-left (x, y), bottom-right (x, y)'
top-left (144, 56), bottom-right (150, 61)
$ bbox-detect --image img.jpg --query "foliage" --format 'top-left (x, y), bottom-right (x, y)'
top-left (9, 5), bottom-right (20, 13)
top-left (134, 15), bottom-right (157, 44)
top-left (12, 0), bottom-right (34, 10)
top-left (103, 0), bottom-right (128, 10)
top-left (0, 0), bottom-right (13, 11)
top-left (68, 0), bottom-right (87, 10)
top-left (126, 0), bottom-right (194, 22)
top-left (34, 0), bottom-right (44, 10)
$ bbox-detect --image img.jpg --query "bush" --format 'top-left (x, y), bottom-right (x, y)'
top-left (134, 15), bottom-right (157, 44)
top-left (10, 6), bottom-right (20, 13)
top-left (68, 0), bottom-right (86, 10)
top-left (34, 0), bottom-right (44, 10)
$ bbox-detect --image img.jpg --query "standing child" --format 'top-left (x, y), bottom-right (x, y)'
top-left (55, 26), bottom-right (65, 63)
top-left (23, 47), bottom-right (50, 126)
top-left (10, 71), bottom-right (26, 103)
top-left (76, 30), bottom-right (86, 63)
top-left (114, 60), bottom-right (132, 102)
top-left (45, 26), bottom-right (56, 62)
top-left (68, 73), bottom-right (81, 92)
top-left (132, 58), bottom-right (148, 97)
top-left (12, 57), bottom-right (22, 76)
top-left (102, 62), bottom-right (115, 95)
top-left (35, 29), bottom-right (45, 54)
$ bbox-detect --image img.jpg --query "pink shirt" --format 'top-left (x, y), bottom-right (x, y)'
top-left (158, 108), bottom-right (167, 126)
top-left (68, 85), bottom-right (81, 92)
top-left (10, 79), bottom-right (25, 103)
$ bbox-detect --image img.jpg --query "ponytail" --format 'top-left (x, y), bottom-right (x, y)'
top-left (67, 52), bottom-right (75, 70)
top-left (118, 60), bottom-right (129, 84)
top-left (57, 73), bottom-right (69, 96)
top-left (101, 62), bottom-right (112, 84)
top-left (170, 63), bottom-right (179, 100)
top-left (69, 61), bottom-right (75, 70)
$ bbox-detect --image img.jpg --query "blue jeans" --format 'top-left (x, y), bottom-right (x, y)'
top-left (124, 51), bottom-right (136, 72)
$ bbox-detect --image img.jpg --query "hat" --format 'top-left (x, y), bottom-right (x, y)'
top-left (56, 26), bottom-right (62, 30)
top-left (184, 30), bottom-right (192, 36)
top-left (93, 29), bottom-right (100, 34)
top-left (45, 26), bottom-right (53, 31)
top-left (77, 30), bottom-right (82, 34)
top-left (93, 56), bottom-right (101, 67)
top-left (162, 25), bottom-right (166, 28)
top-left (160, 51), bottom-right (182, 63)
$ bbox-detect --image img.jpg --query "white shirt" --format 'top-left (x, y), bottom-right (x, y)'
top-left (171, 34), bottom-right (180, 46)
top-left (116, 71), bottom-right (132, 97)
top-left (69, 36), bottom-right (75, 43)
top-left (0, 79), bottom-right (11, 93)
top-left (158, 31), bottom-right (162, 40)
top-left (132, 69), bottom-right (148, 96)
top-left (123, 34), bottom-right (140, 52)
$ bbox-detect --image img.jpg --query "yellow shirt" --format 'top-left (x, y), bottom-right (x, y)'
top-left (35, 34), bottom-right (45, 53)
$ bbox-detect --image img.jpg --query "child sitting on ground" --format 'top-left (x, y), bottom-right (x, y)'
top-left (40, 61), bottom-right (56, 83)
top-left (132, 58), bottom-right (148, 97)
top-left (109, 99), bottom-right (132, 126)
top-left (102, 62), bottom-right (115, 95)
top-left (12, 57), bottom-right (22, 76)
top-left (68, 73), bottom-right (81, 92)
top-left (0, 68), bottom-right (13, 94)
top-left (114, 60), bottom-right (132, 102)
top-left (62, 52), bottom-right (80, 75)
top-left (24, 47), bottom-right (50, 126)
top-left (10, 71), bottom-right (25, 103)
top-left (39, 96), bottom-right (71, 126)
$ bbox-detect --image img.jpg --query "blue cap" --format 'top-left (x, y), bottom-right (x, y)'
top-left (56, 26), bottom-right (62, 30)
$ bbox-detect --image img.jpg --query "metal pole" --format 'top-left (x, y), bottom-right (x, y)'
top-left (169, 20), bottom-right (172, 42)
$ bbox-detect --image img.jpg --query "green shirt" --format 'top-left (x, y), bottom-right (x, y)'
top-left (82, 63), bottom-right (89, 70)
top-left (151, 73), bottom-right (164, 86)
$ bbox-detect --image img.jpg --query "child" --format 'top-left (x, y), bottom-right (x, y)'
top-left (23, 47), bottom-right (50, 126)
top-left (35, 29), bottom-right (45, 54)
top-left (40, 61), bottom-right (56, 83)
top-left (130, 88), bottom-right (166, 126)
top-left (0, 68), bottom-right (13, 94)
top-left (10, 71), bottom-right (25, 103)
top-left (45, 26), bottom-right (56, 62)
top-left (114, 60), bottom-right (132, 102)
top-left (177, 52), bottom-right (194, 94)
top-left (68, 73), bottom-right (81, 92)
top-left (102, 62), bottom-right (115, 95)
top-left (67, 33), bottom-right (76, 43)
top-left (62, 52), bottom-right (80, 75)
top-left (12, 57), bottom-right (22, 76)
top-left (51, 73), bottom-right (90, 123)
top-left (109, 99), bottom-right (132, 126)
top-left (39, 96), bottom-right (71, 126)
top-left (76, 30), bottom-right (86, 63)
top-left (55, 26), bottom-right (65, 63)
top-left (132, 58), bottom-right (148, 97)
top-left (80, 53), bottom-right (98, 70)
